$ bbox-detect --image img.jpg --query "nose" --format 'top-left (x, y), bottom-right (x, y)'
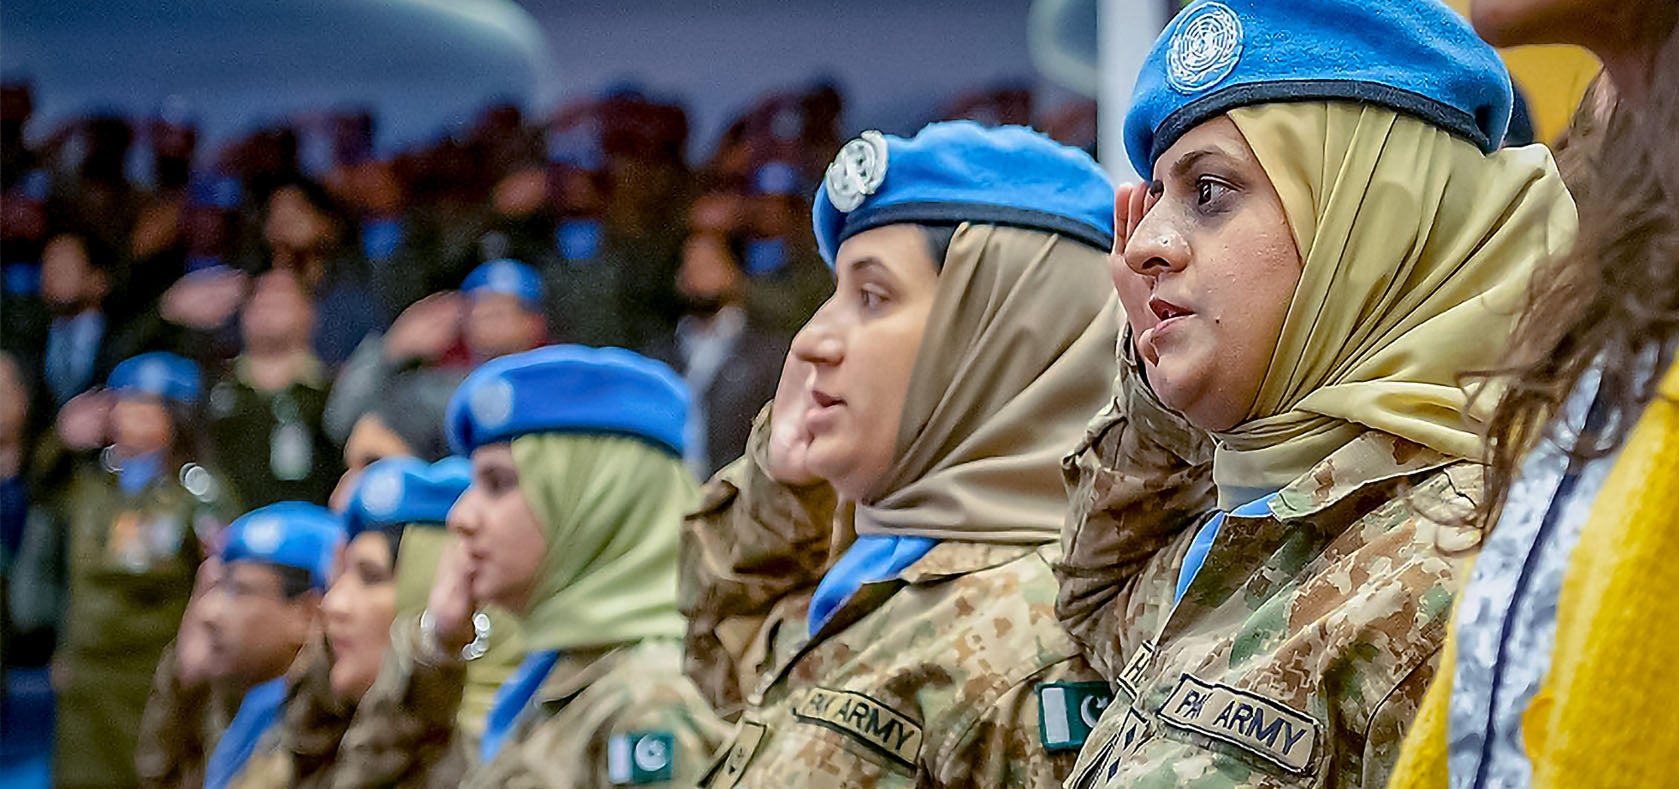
top-left (790, 301), bottom-right (844, 368)
top-left (446, 491), bottom-right (481, 539)
top-left (1124, 209), bottom-right (1190, 279)
top-left (322, 577), bottom-right (352, 624)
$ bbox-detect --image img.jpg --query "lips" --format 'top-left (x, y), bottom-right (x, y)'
top-left (810, 389), bottom-right (843, 409)
top-left (805, 388), bottom-right (844, 432)
top-left (1148, 296), bottom-right (1193, 322)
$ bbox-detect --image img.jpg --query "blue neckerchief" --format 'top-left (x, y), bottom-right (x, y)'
top-left (118, 452), bottom-right (163, 497)
top-left (480, 650), bottom-right (562, 763)
top-left (807, 535), bottom-right (939, 638)
top-left (1, 475), bottom-right (26, 567)
top-left (1173, 494), bottom-right (1276, 605)
top-left (203, 676), bottom-right (287, 789)
top-left (361, 218), bottom-right (405, 263)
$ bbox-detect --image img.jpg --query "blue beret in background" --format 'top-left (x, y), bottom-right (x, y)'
top-left (462, 258), bottom-right (545, 310)
top-left (221, 502), bottom-right (345, 591)
top-left (345, 456), bottom-right (472, 538)
top-left (108, 352), bottom-right (201, 407)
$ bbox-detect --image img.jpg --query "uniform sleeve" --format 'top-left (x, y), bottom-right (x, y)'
top-left (580, 680), bottom-right (731, 789)
top-left (1365, 650), bottom-right (1450, 789)
top-left (678, 404), bottom-right (837, 714)
top-left (931, 658), bottom-right (1088, 789)
top-left (331, 616), bottom-right (472, 789)
top-left (1054, 350), bottom-right (1215, 677)
top-left (136, 641), bottom-right (211, 789)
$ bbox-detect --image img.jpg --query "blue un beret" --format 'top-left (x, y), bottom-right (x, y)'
top-left (1124, 0), bottom-right (1513, 177)
top-left (462, 259), bottom-right (544, 310)
top-left (221, 502), bottom-right (345, 591)
top-left (445, 345), bottom-right (690, 457)
top-left (345, 456), bottom-right (472, 538)
top-left (813, 121), bottom-right (1114, 267)
top-left (108, 352), bottom-right (201, 407)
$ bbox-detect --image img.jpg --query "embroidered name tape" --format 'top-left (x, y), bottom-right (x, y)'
top-left (608, 730), bottom-right (677, 786)
top-left (792, 687), bottom-right (923, 766)
top-left (702, 721), bottom-right (765, 789)
top-left (1037, 681), bottom-right (1113, 751)
top-left (1116, 640), bottom-right (1157, 701)
top-left (1156, 674), bottom-right (1318, 774)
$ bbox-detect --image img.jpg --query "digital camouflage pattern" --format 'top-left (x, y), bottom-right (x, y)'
top-left (683, 412), bottom-right (1104, 789)
top-left (340, 624), bottom-right (724, 789)
top-left (679, 405), bottom-right (836, 717)
top-left (463, 638), bottom-right (727, 789)
top-left (1057, 360), bottom-right (1485, 788)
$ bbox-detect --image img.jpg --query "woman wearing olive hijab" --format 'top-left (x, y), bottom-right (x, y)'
top-left (682, 121), bottom-right (1122, 787)
top-left (1056, 0), bottom-right (1577, 786)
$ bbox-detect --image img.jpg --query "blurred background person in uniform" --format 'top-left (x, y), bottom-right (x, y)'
top-left (206, 270), bottom-right (340, 508)
top-left (344, 346), bottom-right (725, 787)
top-left (47, 352), bottom-right (240, 789)
top-left (0, 351), bottom-right (56, 789)
top-left (198, 503), bottom-right (341, 789)
top-left (323, 258), bottom-right (545, 448)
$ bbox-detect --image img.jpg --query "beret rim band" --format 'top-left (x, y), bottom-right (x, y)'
top-left (1146, 79), bottom-right (1494, 171)
top-left (837, 201), bottom-right (1114, 256)
top-left (458, 425), bottom-right (685, 459)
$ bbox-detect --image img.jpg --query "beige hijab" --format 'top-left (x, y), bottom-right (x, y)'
top-left (853, 223), bottom-right (1120, 542)
top-left (1211, 103), bottom-right (1578, 507)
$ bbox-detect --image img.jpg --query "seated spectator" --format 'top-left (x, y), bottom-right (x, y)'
top-left (37, 230), bottom-right (127, 408)
top-left (323, 259), bottom-right (545, 446)
top-left (206, 270), bottom-right (342, 508)
top-left (200, 503), bottom-right (342, 789)
top-left (648, 230), bottom-right (788, 478)
top-left (263, 177), bottom-right (387, 367)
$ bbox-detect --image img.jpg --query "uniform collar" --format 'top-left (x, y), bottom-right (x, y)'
top-left (1268, 431), bottom-right (1464, 521)
top-left (534, 644), bottom-right (634, 709)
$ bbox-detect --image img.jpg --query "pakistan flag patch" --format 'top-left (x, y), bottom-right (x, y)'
top-left (1037, 681), bottom-right (1114, 751)
top-left (608, 731), bottom-right (677, 785)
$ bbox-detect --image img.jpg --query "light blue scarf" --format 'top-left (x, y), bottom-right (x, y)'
top-left (807, 535), bottom-right (939, 638)
top-left (203, 676), bottom-right (287, 789)
top-left (479, 649), bottom-right (561, 763)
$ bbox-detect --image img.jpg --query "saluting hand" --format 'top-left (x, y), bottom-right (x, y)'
top-left (426, 536), bottom-right (478, 654)
top-left (766, 351), bottom-right (822, 486)
top-left (1111, 182), bottom-right (1161, 359)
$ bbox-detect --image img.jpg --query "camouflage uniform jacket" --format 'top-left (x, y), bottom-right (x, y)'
top-left (1059, 376), bottom-right (1485, 788)
top-left (342, 624), bottom-right (725, 789)
top-left (136, 641), bottom-right (237, 789)
top-left (680, 405), bottom-right (836, 717)
top-left (686, 414), bottom-right (1107, 789)
top-left (228, 638), bottom-right (355, 789)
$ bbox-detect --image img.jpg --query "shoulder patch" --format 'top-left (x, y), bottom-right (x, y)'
top-left (1155, 674), bottom-right (1318, 774)
top-left (1037, 681), bottom-right (1112, 751)
top-left (791, 687), bottom-right (922, 766)
top-left (608, 730), bottom-right (676, 785)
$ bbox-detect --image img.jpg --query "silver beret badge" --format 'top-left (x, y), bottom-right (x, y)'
top-left (824, 130), bottom-right (889, 213)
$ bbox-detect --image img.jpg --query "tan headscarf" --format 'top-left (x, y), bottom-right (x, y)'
top-left (510, 433), bottom-right (696, 652)
top-left (853, 223), bottom-right (1120, 542)
top-left (1209, 103), bottom-right (1578, 507)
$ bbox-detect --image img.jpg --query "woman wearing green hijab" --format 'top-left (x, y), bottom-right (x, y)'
top-left (1056, 0), bottom-right (1578, 786)
top-left (394, 344), bottom-right (725, 787)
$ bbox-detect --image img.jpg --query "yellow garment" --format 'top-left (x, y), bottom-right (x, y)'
top-left (1213, 103), bottom-right (1577, 507)
top-left (390, 526), bottom-right (522, 737)
top-left (1391, 360), bottom-right (1679, 788)
top-left (509, 434), bottom-right (696, 652)
top-left (856, 223), bottom-right (1120, 542)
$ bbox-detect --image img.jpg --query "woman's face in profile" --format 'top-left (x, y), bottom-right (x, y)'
top-left (791, 224), bottom-right (941, 500)
top-left (1122, 115), bottom-right (1303, 432)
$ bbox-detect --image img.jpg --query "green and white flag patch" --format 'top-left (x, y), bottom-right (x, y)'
top-left (1037, 681), bottom-right (1114, 751)
top-left (608, 730), bottom-right (677, 785)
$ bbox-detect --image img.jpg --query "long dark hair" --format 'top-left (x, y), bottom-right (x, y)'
top-left (1481, 10), bottom-right (1679, 524)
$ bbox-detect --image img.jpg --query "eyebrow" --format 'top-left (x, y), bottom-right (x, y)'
top-left (1167, 146), bottom-right (1240, 182)
top-left (845, 256), bottom-right (889, 276)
